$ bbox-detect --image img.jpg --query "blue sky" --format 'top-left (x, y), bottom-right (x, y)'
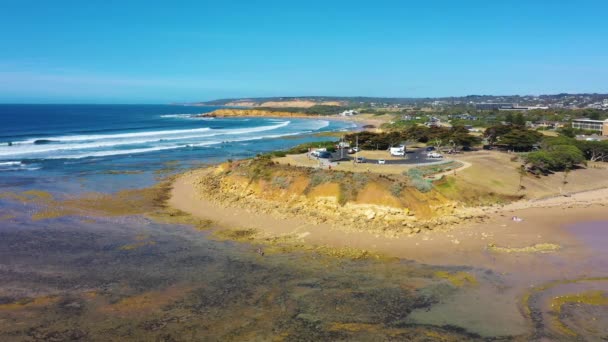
top-left (1, 0), bottom-right (607, 103)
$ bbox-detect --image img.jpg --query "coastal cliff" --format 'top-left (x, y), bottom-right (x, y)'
top-left (174, 157), bottom-right (488, 237)
top-left (199, 108), bottom-right (329, 119)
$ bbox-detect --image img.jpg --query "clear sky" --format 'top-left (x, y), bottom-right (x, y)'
top-left (1, 0), bottom-right (607, 103)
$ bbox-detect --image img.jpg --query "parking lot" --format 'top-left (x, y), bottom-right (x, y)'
top-left (328, 147), bottom-right (443, 165)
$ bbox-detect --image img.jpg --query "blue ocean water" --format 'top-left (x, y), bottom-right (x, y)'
top-left (0, 104), bottom-right (353, 193)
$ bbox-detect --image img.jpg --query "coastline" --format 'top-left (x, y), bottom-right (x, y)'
top-left (168, 165), bottom-right (608, 269)
top-left (200, 108), bottom-right (388, 131)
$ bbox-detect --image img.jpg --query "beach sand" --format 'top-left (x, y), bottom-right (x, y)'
top-left (169, 169), bottom-right (608, 273)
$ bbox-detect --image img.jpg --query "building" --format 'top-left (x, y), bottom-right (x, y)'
top-left (475, 103), bottom-right (516, 110)
top-left (449, 113), bottom-right (478, 121)
top-left (475, 103), bottom-right (549, 111)
top-left (340, 110), bottom-right (358, 116)
top-left (571, 118), bottom-right (608, 136)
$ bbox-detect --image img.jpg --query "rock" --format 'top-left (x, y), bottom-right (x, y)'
top-left (413, 227), bottom-right (421, 234)
top-left (365, 210), bottom-right (376, 220)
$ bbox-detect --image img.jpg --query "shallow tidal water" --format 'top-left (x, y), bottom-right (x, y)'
top-left (0, 202), bottom-right (499, 341)
top-left (4, 196), bottom-right (608, 341)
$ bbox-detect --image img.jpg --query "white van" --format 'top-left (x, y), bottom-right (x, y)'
top-left (390, 146), bottom-right (405, 156)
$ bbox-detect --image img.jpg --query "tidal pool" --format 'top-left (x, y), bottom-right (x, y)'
top-left (0, 198), bottom-right (526, 341)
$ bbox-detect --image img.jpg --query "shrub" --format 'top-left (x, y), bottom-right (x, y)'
top-left (352, 172), bottom-right (369, 188)
top-left (271, 176), bottom-right (291, 189)
top-left (406, 167), bottom-right (433, 192)
top-left (309, 172), bottom-right (327, 187)
top-left (406, 168), bottom-right (423, 179)
top-left (411, 178), bottom-right (433, 193)
top-left (389, 182), bottom-right (404, 197)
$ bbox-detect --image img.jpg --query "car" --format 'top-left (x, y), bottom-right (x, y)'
top-left (427, 152), bottom-right (443, 159)
top-left (347, 148), bottom-right (355, 154)
top-left (378, 159), bottom-right (386, 164)
top-left (355, 157), bottom-right (366, 163)
top-left (352, 147), bottom-right (360, 152)
top-left (317, 151), bottom-right (332, 159)
top-left (482, 145), bottom-right (493, 150)
top-left (426, 146), bottom-right (435, 151)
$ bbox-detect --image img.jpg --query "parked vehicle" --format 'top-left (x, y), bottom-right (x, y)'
top-left (317, 151), bottom-right (332, 159)
top-left (378, 159), bottom-right (386, 164)
top-left (482, 145), bottom-right (493, 150)
top-left (426, 146), bottom-right (435, 151)
top-left (390, 145), bottom-right (406, 156)
top-left (427, 152), bottom-right (443, 159)
top-left (355, 157), bottom-right (366, 163)
top-left (347, 148), bottom-right (355, 154)
top-left (352, 147), bottom-right (360, 152)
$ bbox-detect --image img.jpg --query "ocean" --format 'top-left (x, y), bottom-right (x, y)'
top-left (0, 104), bottom-right (353, 193)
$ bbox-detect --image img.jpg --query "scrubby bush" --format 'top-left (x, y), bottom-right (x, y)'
top-left (406, 168), bottom-right (423, 179)
top-left (271, 176), bottom-right (291, 189)
top-left (389, 182), bottom-right (404, 197)
top-left (352, 172), bottom-right (369, 188)
top-left (309, 172), bottom-right (327, 187)
top-left (411, 178), bottom-right (433, 193)
top-left (406, 167), bottom-right (433, 192)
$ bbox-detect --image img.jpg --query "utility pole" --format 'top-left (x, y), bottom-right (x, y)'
top-left (355, 135), bottom-right (359, 167)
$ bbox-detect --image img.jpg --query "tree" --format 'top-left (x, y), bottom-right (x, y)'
top-left (558, 127), bottom-right (576, 138)
top-left (547, 145), bottom-right (586, 170)
top-left (513, 112), bottom-right (526, 126)
top-left (451, 132), bottom-right (482, 147)
top-left (525, 145), bottom-right (586, 173)
top-left (589, 111), bottom-right (601, 120)
top-left (575, 140), bottom-right (608, 162)
top-left (499, 129), bottom-right (543, 151)
top-left (484, 124), bottom-right (514, 145)
top-left (524, 151), bottom-right (555, 174)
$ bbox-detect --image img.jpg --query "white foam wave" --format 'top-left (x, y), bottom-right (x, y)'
top-left (160, 114), bottom-right (195, 119)
top-left (0, 161), bottom-right (22, 166)
top-left (0, 121), bottom-right (292, 158)
top-left (19, 127), bottom-right (213, 144)
top-left (0, 161), bottom-right (41, 172)
top-left (44, 126), bottom-right (304, 160)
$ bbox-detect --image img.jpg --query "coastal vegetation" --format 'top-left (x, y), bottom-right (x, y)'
top-left (344, 126), bottom-right (481, 150)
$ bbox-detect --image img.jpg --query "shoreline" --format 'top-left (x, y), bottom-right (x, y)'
top-left (199, 108), bottom-right (388, 131)
top-left (168, 165), bottom-right (608, 270)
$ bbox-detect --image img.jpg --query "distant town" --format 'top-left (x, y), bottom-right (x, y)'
top-left (195, 93), bottom-right (608, 110)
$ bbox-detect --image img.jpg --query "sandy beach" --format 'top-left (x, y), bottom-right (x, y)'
top-left (169, 167), bottom-right (608, 271)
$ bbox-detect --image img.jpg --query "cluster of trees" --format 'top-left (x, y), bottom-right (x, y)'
top-left (344, 125), bottom-right (482, 150)
top-left (523, 135), bottom-right (608, 174)
top-left (542, 136), bottom-right (608, 162)
top-left (484, 125), bottom-right (543, 151)
top-left (524, 145), bottom-right (586, 174)
top-left (503, 112), bottom-right (527, 126)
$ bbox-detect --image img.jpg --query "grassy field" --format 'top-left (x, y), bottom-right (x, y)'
top-left (436, 151), bottom-right (608, 202)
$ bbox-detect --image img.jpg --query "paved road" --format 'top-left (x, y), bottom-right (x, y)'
top-left (329, 148), bottom-right (445, 165)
